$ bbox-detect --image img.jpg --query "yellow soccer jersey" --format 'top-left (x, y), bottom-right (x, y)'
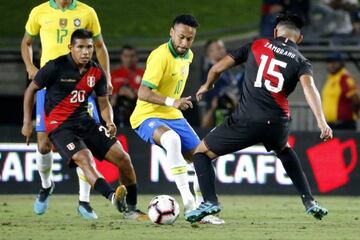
top-left (25, 0), bottom-right (101, 67)
top-left (130, 40), bottom-right (193, 129)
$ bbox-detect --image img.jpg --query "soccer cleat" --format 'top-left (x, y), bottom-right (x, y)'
top-left (199, 215), bottom-right (225, 225)
top-left (78, 201), bottom-right (98, 220)
top-left (123, 209), bottom-right (150, 221)
top-left (305, 200), bottom-right (328, 220)
top-left (185, 201), bottom-right (221, 223)
top-left (33, 182), bottom-right (55, 215)
top-left (111, 185), bottom-right (128, 213)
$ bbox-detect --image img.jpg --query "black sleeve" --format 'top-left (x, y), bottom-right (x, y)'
top-left (298, 58), bottom-right (313, 78)
top-left (33, 61), bottom-right (56, 88)
top-left (94, 69), bottom-right (108, 96)
top-left (228, 42), bottom-right (252, 65)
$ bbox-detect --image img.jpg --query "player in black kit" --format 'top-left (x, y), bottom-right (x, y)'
top-left (22, 29), bottom-right (148, 220)
top-left (185, 14), bottom-right (333, 223)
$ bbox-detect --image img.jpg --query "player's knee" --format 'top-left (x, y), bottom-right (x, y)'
top-left (37, 142), bottom-right (52, 154)
top-left (160, 130), bottom-right (181, 150)
top-left (275, 146), bottom-right (291, 156)
top-left (73, 152), bottom-right (94, 170)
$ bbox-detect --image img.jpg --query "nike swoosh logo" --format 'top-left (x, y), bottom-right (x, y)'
top-left (172, 73), bottom-right (177, 76)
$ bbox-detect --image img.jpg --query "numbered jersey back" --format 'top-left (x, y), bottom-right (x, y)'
top-left (229, 37), bottom-right (313, 123)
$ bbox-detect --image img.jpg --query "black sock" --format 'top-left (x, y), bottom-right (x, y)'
top-left (193, 152), bottom-right (218, 204)
top-left (277, 147), bottom-right (314, 202)
top-left (126, 184), bottom-right (137, 210)
top-left (94, 178), bottom-right (115, 200)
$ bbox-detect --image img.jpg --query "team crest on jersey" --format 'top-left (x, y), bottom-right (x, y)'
top-left (59, 18), bottom-right (68, 28)
top-left (87, 75), bottom-right (96, 87)
top-left (66, 142), bottom-right (75, 151)
top-left (74, 18), bottom-right (81, 27)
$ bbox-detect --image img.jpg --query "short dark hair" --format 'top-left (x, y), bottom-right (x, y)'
top-left (121, 44), bottom-right (136, 54)
top-left (275, 13), bottom-right (304, 31)
top-left (173, 14), bottom-right (199, 28)
top-left (70, 29), bottom-right (93, 45)
top-left (204, 39), bottom-right (219, 52)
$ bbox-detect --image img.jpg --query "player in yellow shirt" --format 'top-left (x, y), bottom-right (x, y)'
top-left (130, 14), bottom-right (224, 224)
top-left (20, 0), bottom-right (111, 220)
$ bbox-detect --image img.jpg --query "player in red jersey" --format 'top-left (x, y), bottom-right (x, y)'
top-left (22, 29), bottom-right (148, 220)
top-left (185, 14), bottom-right (333, 223)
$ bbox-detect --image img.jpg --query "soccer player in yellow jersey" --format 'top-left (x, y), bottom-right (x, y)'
top-left (20, 0), bottom-right (111, 220)
top-left (130, 14), bottom-right (224, 224)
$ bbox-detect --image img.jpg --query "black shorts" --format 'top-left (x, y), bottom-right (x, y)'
top-left (49, 118), bottom-right (117, 167)
top-left (204, 116), bottom-right (290, 156)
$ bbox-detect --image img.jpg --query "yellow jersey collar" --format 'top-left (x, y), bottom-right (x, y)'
top-left (50, 0), bottom-right (77, 11)
top-left (167, 39), bottom-right (190, 59)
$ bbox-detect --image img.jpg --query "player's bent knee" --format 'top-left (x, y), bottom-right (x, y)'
top-left (37, 133), bottom-right (52, 154)
top-left (72, 149), bottom-right (94, 169)
top-left (37, 143), bottom-right (52, 154)
top-left (165, 130), bottom-right (181, 146)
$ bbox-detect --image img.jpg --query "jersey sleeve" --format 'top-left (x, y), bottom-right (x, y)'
top-left (87, 7), bottom-right (101, 38)
top-left (340, 75), bottom-right (358, 98)
top-left (94, 70), bottom-right (108, 96)
top-left (298, 58), bottom-right (313, 78)
top-left (228, 42), bottom-right (251, 65)
top-left (25, 8), bottom-right (40, 37)
top-left (33, 61), bottom-right (56, 88)
top-left (141, 49), bottom-right (166, 89)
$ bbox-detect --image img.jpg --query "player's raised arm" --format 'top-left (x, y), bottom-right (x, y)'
top-left (300, 74), bottom-right (333, 141)
top-left (94, 36), bottom-right (112, 93)
top-left (21, 32), bottom-right (38, 80)
top-left (196, 55), bottom-right (235, 101)
top-left (22, 81), bottom-right (41, 144)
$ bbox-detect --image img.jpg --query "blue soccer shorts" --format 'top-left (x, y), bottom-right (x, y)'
top-left (35, 89), bottom-right (100, 132)
top-left (134, 118), bottom-right (200, 153)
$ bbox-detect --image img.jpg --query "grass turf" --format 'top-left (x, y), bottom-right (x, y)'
top-left (1, 195), bottom-right (360, 240)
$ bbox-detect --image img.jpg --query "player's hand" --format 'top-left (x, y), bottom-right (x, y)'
top-left (173, 96), bottom-right (193, 111)
top-left (21, 121), bottom-right (33, 145)
top-left (106, 122), bottom-right (117, 137)
top-left (196, 83), bottom-right (213, 102)
top-left (27, 65), bottom-right (39, 80)
top-left (319, 122), bottom-right (333, 141)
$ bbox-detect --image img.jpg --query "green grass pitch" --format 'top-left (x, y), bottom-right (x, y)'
top-left (1, 195), bottom-right (360, 240)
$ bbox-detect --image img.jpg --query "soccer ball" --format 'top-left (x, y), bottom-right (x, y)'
top-left (148, 195), bottom-right (180, 225)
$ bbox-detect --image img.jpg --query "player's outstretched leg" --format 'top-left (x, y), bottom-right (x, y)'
top-left (105, 142), bottom-right (149, 221)
top-left (185, 152), bottom-right (221, 223)
top-left (192, 170), bottom-right (225, 224)
top-left (72, 149), bottom-right (128, 216)
top-left (76, 167), bottom-right (98, 220)
top-left (34, 132), bottom-right (54, 215)
top-left (277, 147), bottom-right (328, 220)
top-left (160, 130), bottom-right (196, 213)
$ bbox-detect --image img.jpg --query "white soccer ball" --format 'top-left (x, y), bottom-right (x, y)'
top-left (148, 195), bottom-right (180, 225)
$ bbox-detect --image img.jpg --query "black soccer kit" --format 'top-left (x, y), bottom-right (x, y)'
top-left (205, 37), bottom-right (313, 155)
top-left (34, 54), bottom-right (116, 164)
